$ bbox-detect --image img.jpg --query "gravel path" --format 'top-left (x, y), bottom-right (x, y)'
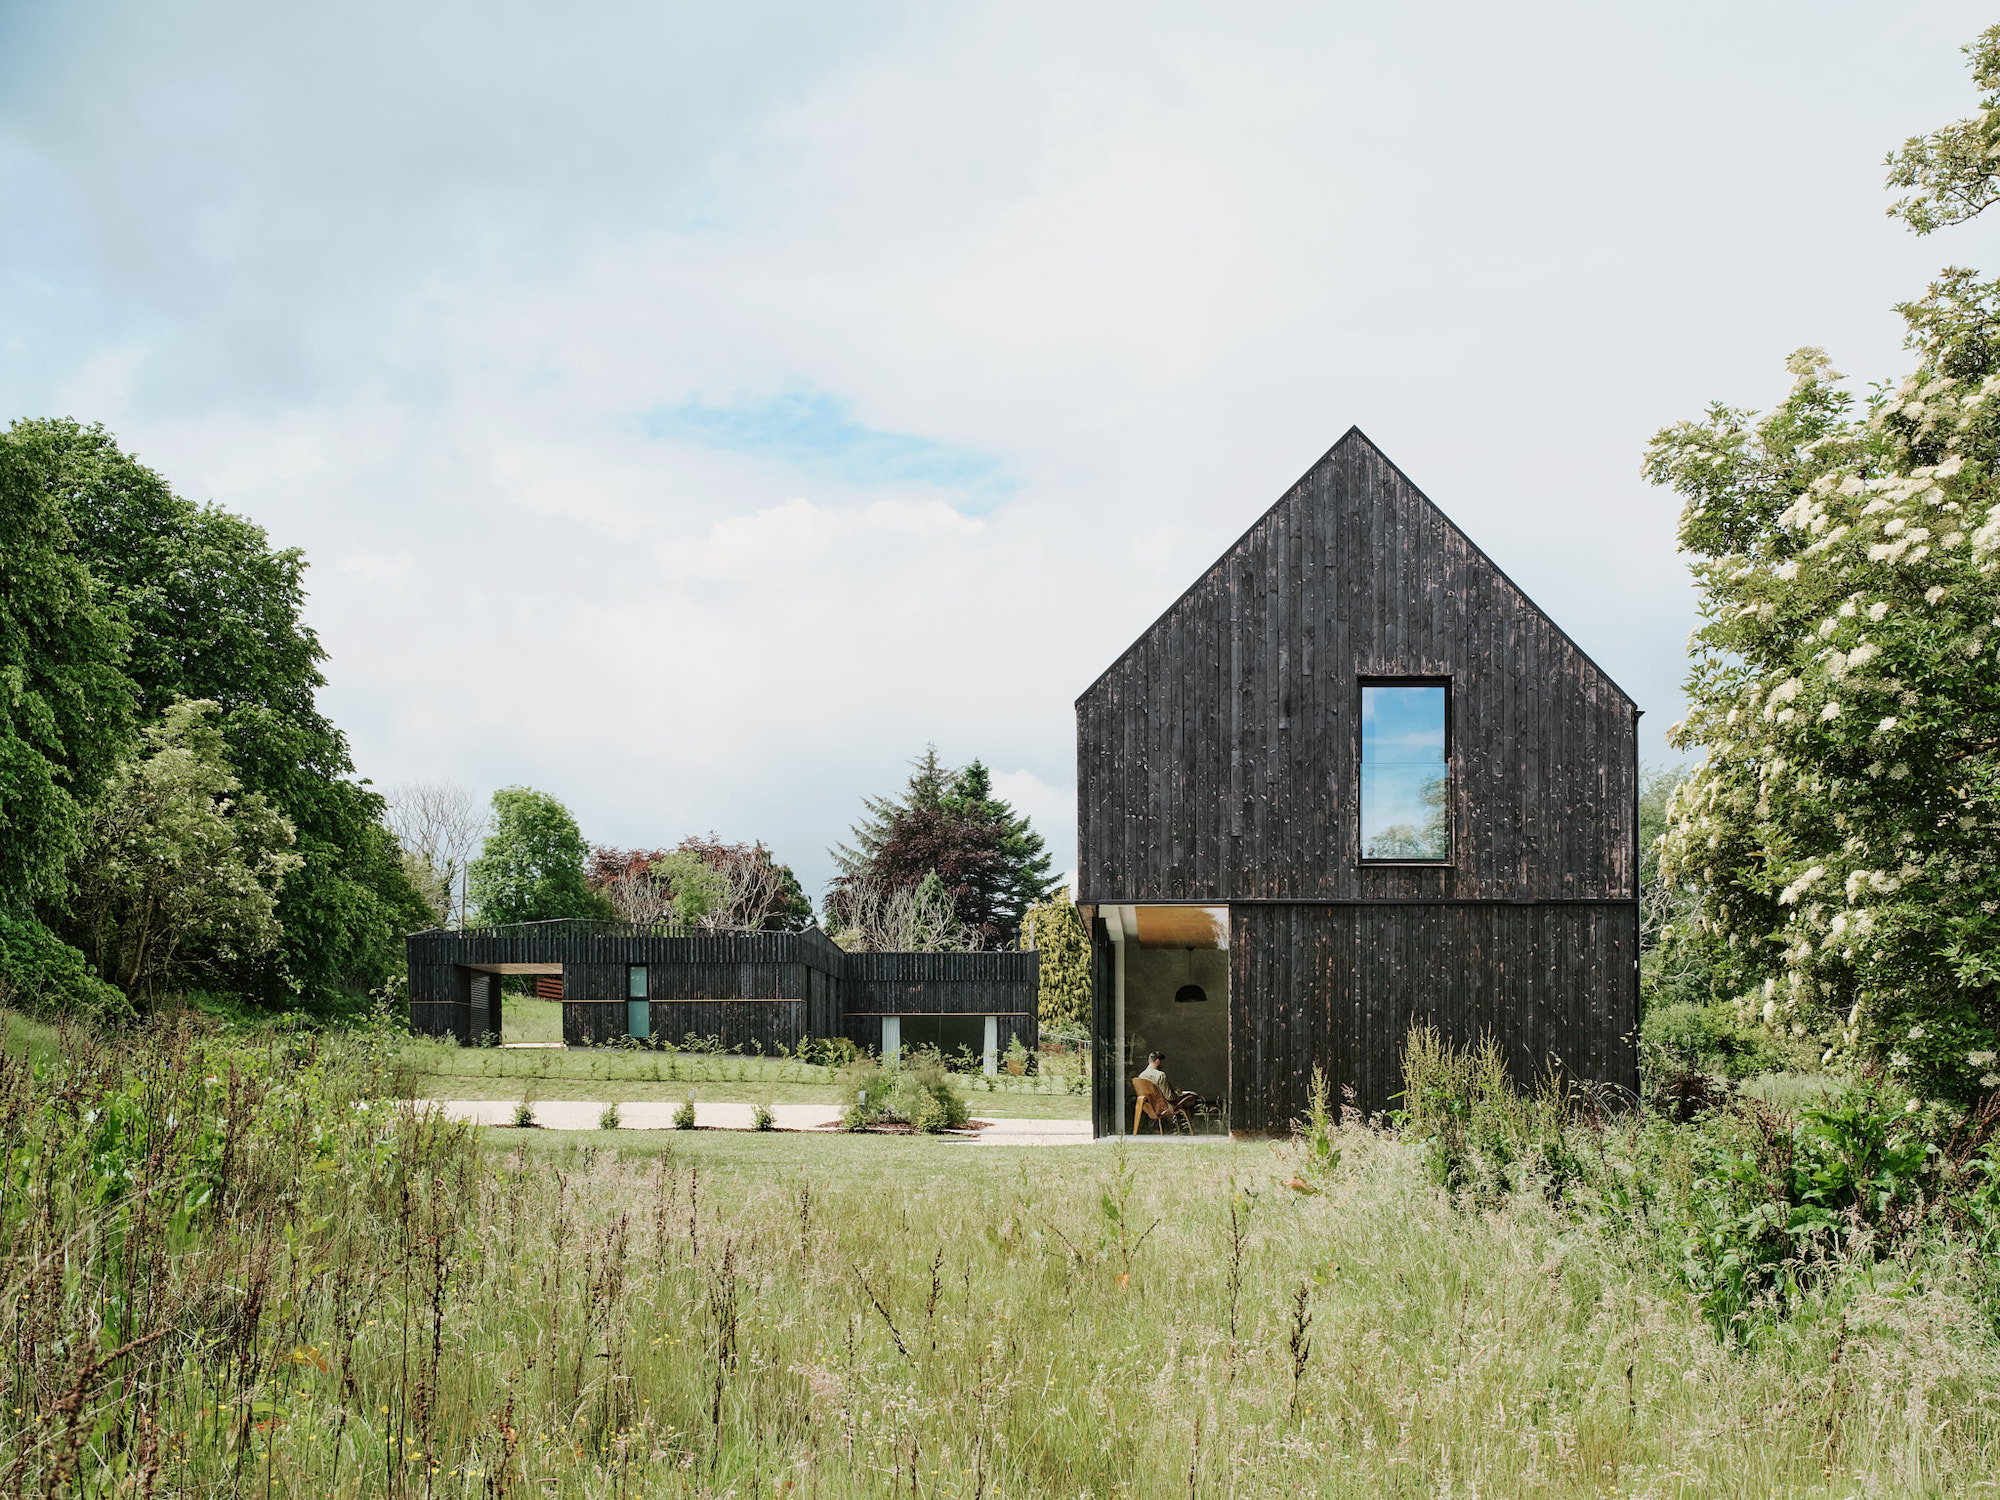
top-left (425, 1098), bottom-right (1095, 1144)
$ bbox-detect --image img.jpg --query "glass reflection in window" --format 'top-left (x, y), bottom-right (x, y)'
top-left (1360, 684), bottom-right (1448, 862)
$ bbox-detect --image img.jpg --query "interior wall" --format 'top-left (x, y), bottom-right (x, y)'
top-left (1121, 946), bottom-right (1228, 1107)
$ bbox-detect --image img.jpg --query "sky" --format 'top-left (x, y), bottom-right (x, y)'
top-left (5, 0), bottom-right (1999, 902)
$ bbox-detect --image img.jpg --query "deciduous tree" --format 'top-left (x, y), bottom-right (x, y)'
top-left (467, 788), bottom-right (609, 926)
top-left (386, 778), bottom-right (484, 926)
top-left (70, 699), bottom-right (301, 996)
top-left (1647, 35), bottom-right (2000, 1099)
top-left (13, 418), bottom-right (427, 1000)
top-left (831, 747), bottom-right (1056, 945)
top-left (0, 423), bottom-right (132, 1018)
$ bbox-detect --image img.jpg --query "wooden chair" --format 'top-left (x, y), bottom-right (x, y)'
top-left (1131, 1076), bottom-right (1189, 1135)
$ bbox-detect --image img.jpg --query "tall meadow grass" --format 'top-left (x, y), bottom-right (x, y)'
top-left (1, 1015), bottom-right (1996, 1495)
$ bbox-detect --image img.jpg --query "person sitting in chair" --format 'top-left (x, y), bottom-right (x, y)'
top-left (1138, 1052), bottom-right (1200, 1116)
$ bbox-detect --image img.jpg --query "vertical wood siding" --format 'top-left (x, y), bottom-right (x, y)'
top-left (1228, 902), bottom-right (1638, 1128)
top-left (841, 952), bottom-right (1039, 1052)
top-left (1075, 429), bottom-right (1641, 1137)
top-left (403, 923), bottom-right (1038, 1054)
top-left (1075, 429), bottom-right (1637, 903)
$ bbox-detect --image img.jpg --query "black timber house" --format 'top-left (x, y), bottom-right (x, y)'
top-left (407, 922), bottom-right (1039, 1070)
top-left (1076, 429), bottom-right (1639, 1136)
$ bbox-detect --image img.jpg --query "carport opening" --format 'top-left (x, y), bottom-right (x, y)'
top-left (1115, 906), bottom-right (1229, 1134)
top-left (462, 963), bottom-right (563, 1046)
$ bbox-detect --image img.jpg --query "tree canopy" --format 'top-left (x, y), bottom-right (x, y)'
top-left (588, 837), bottom-right (813, 930)
top-left (468, 788), bottom-right (610, 926)
top-left (0, 423), bottom-right (132, 914)
top-left (831, 746), bottom-right (1056, 945)
top-left (1647, 33), bottom-right (2000, 1100)
top-left (69, 699), bottom-right (301, 997)
top-left (12, 419), bottom-right (428, 1003)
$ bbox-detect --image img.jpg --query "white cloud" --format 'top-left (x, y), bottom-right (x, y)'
top-left (2, 0), bottom-right (1988, 898)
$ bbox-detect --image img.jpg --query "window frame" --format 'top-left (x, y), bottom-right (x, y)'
top-left (1356, 675), bottom-right (1454, 867)
top-left (626, 965), bottom-right (650, 1042)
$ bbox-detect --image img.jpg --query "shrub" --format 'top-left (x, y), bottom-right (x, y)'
top-left (1643, 1002), bottom-right (1784, 1075)
top-left (511, 1097), bottom-right (537, 1128)
top-left (0, 913), bottom-right (131, 1025)
top-left (598, 1102), bottom-right (621, 1130)
top-left (673, 1096), bottom-right (696, 1130)
top-left (752, 1100), bottom-right (775, 1131)
top-left (906, 1086), bottom-right (951, 1134)
top-left (836, 1048), bottom-right (968, 1132)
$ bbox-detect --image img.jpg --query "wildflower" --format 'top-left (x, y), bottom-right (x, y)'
top-left (1908, 1026), bottom-right (1927, 1041)
top-left (1762, 999), bottom-right (1778, 1026)
top-left (1890, 1051), bottom-right (1912, 1069)
top-left (1905, 1098), bottom-right (1922, 1113)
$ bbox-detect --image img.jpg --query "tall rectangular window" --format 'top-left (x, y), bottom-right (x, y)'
top-left (626, 965), bottom-right (649, 1042)
top-left (1360, 683), bottom-right (1449, 862)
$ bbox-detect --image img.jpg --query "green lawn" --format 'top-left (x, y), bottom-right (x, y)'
top-left (2, 1010), bottom-right (60, 1069)
top-left (501, 993), bottom-right (563, 1043)
top-left (401, 1034), bottom-right (1094, 1118)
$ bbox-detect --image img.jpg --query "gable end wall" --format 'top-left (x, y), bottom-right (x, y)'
top-left (1076, 431), bottom-right (1637, 903)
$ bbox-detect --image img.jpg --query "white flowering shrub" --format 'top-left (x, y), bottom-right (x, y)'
top-left (1642, 30), bottom-right (2000, 1103)
top-left (1646, 324), bottom-right (2000, 1098)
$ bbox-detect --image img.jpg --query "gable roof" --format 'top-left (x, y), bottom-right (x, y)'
top-left (1076, 425), bottom-right (1636, 709)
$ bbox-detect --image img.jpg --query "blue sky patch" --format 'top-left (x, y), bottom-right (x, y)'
top-left (639, 389), bottom-right (1013, 510)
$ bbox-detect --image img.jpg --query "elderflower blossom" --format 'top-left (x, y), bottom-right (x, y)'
top-left (1820, 701), bottom-right (1841, 720)
top-left (1869, 600), bottom-right (1891, 621)
top-left (1926, 585), bottom-right (1947, 604)
top-left (1876, 717), bottom-right (1898, 734)
top-left (1778, 865), bottom-right (1827, 905)
top-left (1909, 1026), bottom-right (1927, 1041)
top-left (1969, 1050), bottom-right (1998, 1068)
